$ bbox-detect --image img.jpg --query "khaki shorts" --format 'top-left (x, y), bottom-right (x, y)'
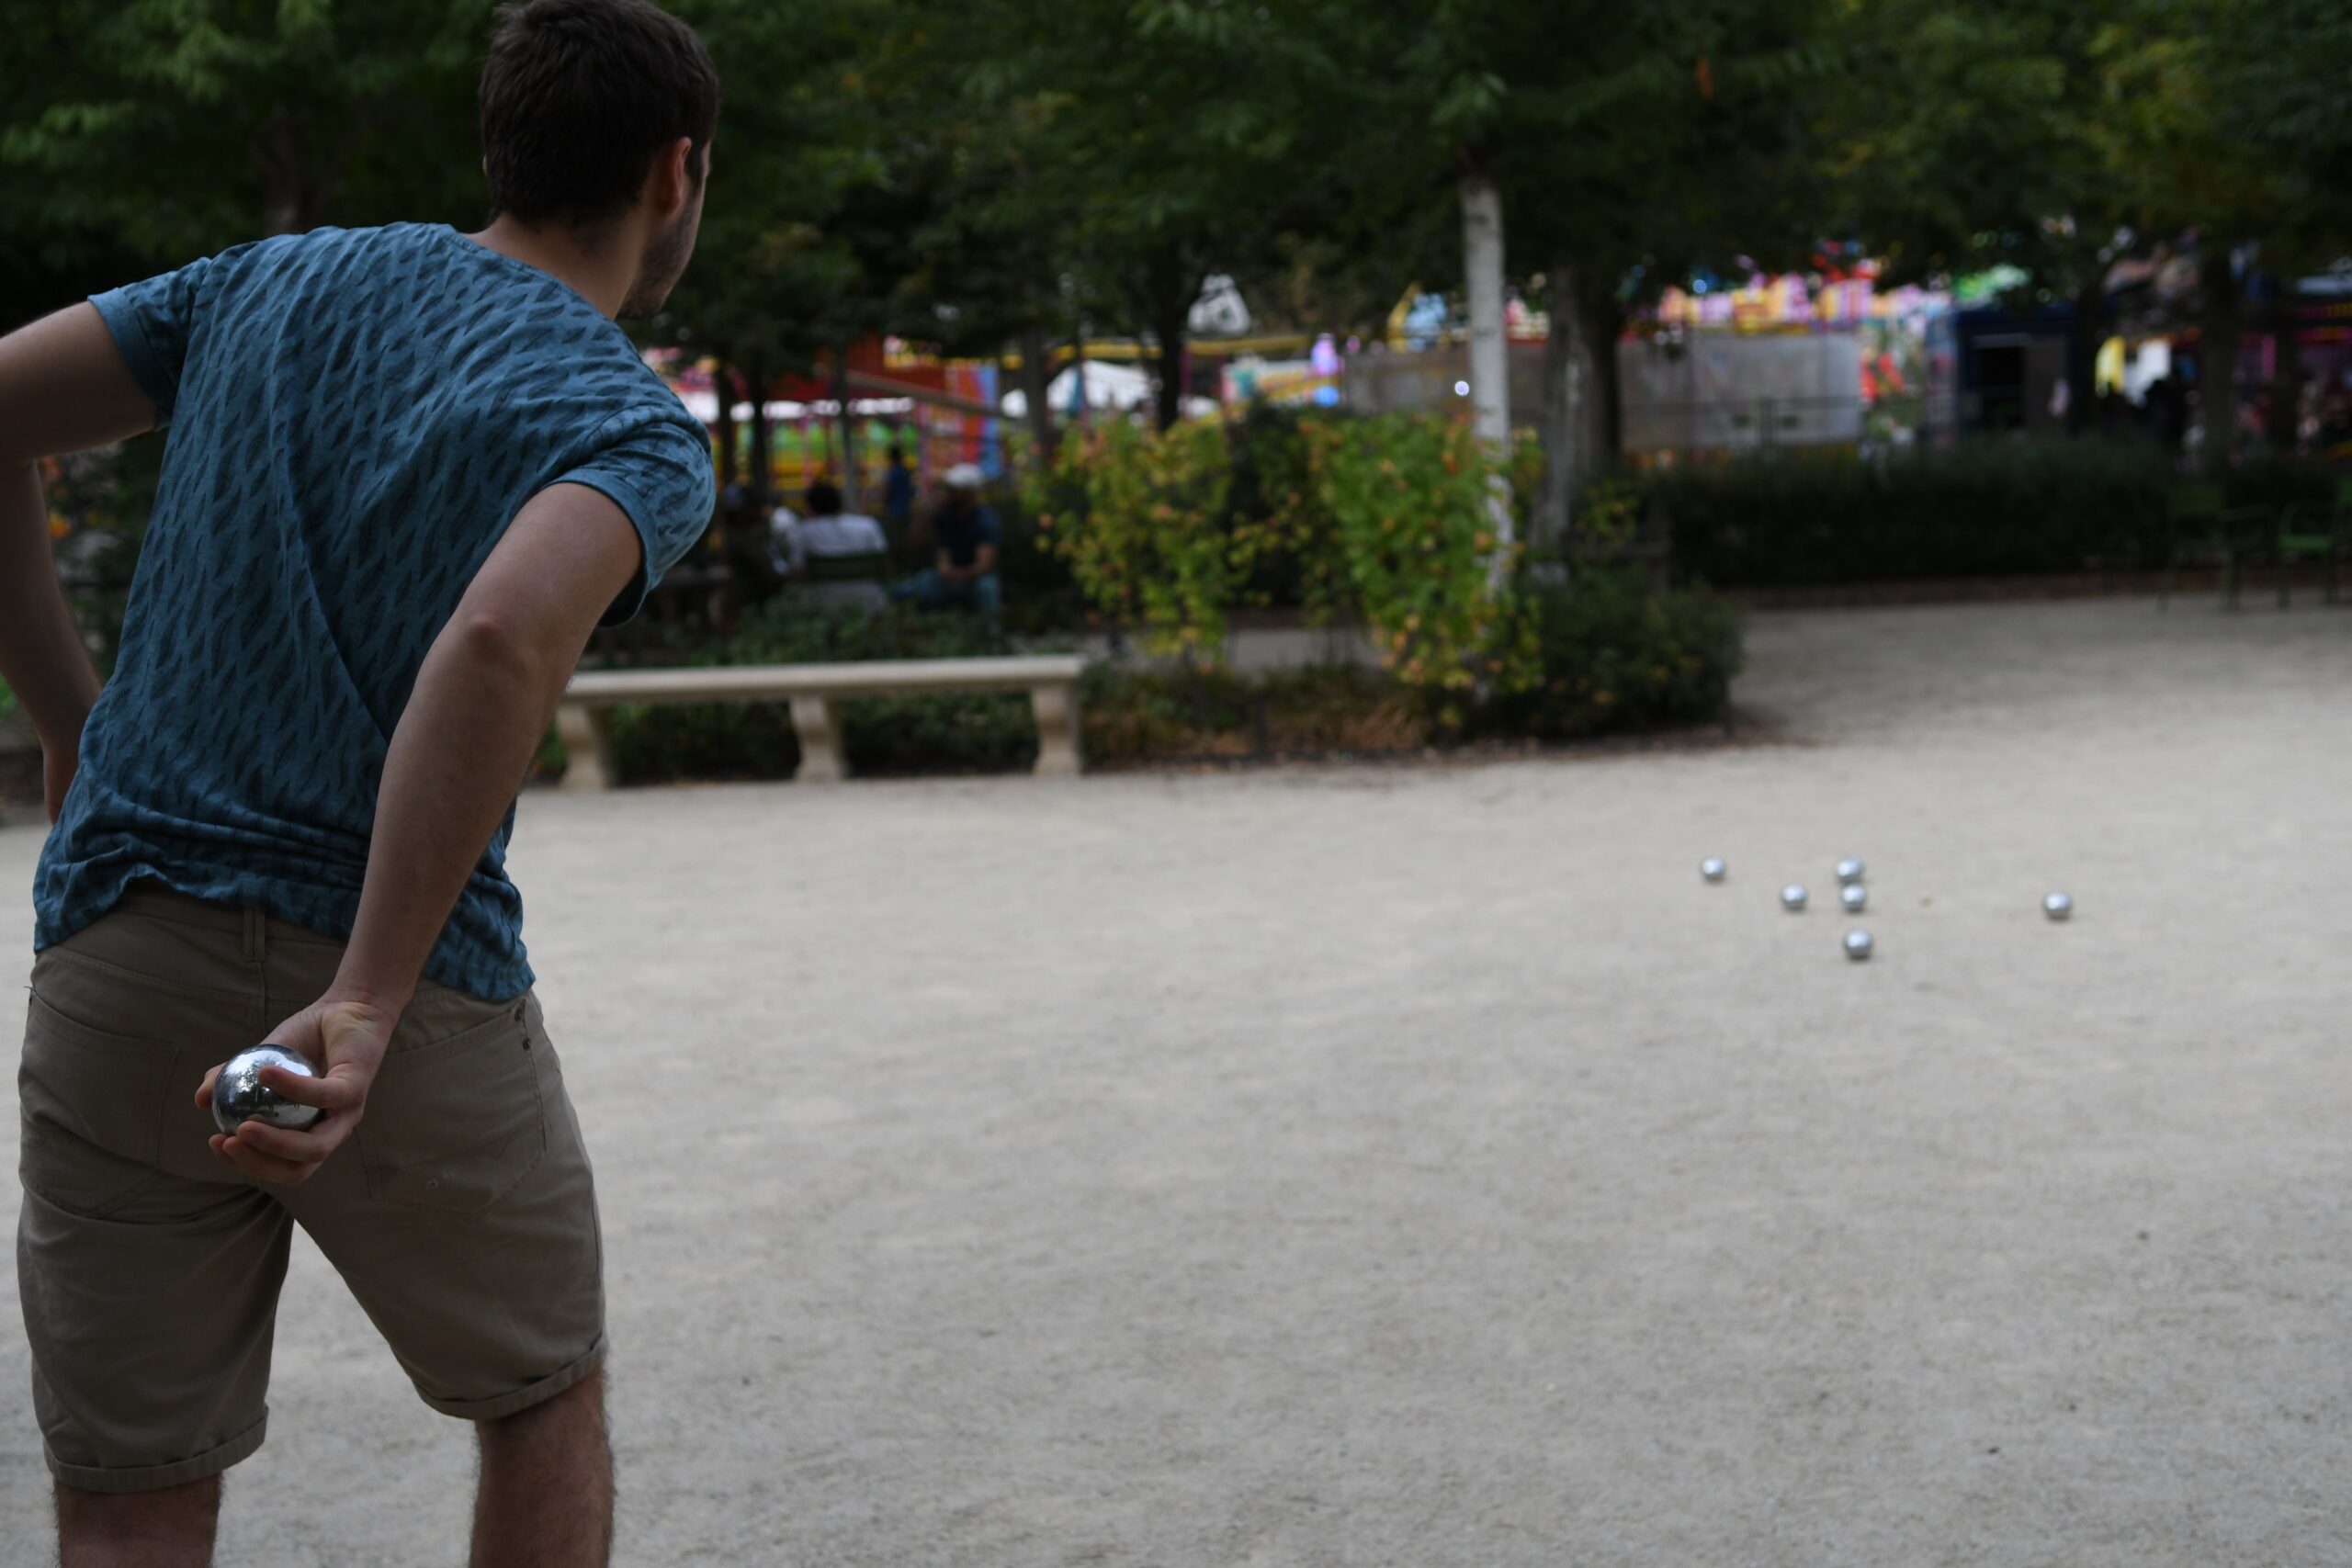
top-left (17, 886), bottom-right (605, 1494)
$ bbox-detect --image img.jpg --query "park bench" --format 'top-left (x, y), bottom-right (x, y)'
top-left (554, 654), bottom-right (1087, 789)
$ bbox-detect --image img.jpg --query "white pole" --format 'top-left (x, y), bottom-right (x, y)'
top-left (1459, 171), bottom-right (1517, 581)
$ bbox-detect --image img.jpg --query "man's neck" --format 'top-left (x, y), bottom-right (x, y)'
top-left (465, 215), bottom-right (633, 320)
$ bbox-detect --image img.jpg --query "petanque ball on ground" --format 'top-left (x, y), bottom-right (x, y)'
top-left (1781, 884), bottom-right (1808, 911)
top-left (1836, 857), bottom-right (1865, 885)
top-left (1844, 929), bottom-right (1874, 961)
top-left (1840, 884), bottom-right (1868, 913)
top-left (211, 1044), bottom-right (324, 1135)
top-left (1701, 857), bottom-right (1727, 882)
top-left (2043, 891), bottom-right (2074, 921)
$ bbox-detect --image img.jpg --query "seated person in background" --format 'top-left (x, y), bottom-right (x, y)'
top-left (780, 479), bottom-right (890, 611)
top-left (892, 463), bottom-right (1001, 615)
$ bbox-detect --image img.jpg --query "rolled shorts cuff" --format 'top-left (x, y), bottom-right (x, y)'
top-left (49, 1411), bottom-right (267, 1495)
top-left (418, 1333), bottom-right (606, 1422)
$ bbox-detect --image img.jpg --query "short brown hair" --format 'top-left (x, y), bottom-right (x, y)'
top-left (480, 0), bottom-right (720, 231)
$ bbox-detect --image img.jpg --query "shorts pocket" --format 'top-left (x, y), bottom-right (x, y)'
top-left (356, 1005), bottom-right (547, 1213)
top-left (18, 993), bottom-right (182, 1220)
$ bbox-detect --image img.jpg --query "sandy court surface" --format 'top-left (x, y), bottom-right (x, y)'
top-left (4, 594), bottom-right (2351, 1566)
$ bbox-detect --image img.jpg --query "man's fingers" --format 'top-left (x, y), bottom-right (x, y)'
top-left (254, 1065), bottom-right (361, 1111)
top-left (209, 1131), bottom-right (316, 1186)
top-left (223, 1115), bottom-right (341, 1166)
top-left (192, 1065), bottom-right (221, 1111)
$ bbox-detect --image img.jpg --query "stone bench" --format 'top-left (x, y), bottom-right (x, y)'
top-left (555, 655), bottom-right (1087, 788)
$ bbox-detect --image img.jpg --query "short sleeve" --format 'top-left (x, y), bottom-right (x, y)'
top-left (549, 409), bottom-right (717, 626)
top-left (89, 255), bottom-right (214, 427)
top-left (976, 506), bottom-right (1003, 547)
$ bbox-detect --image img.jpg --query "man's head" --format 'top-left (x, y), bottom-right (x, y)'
top-left (803, 481), bottom-right (843, 517)
top-left (480, 0), bottom-right (720, 315)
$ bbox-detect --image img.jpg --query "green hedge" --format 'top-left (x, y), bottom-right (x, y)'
top-left (1646, 443), bottom-right (2340, 587)
top-left (1082, 570), bottom-right (1742, 765)
top-left (604, 604), bottom-right (1048, 784)
top-left (1476, 570), bottom-right (1744, 741)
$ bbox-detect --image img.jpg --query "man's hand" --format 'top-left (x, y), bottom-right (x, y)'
top-left (194, 995), bottom-right (400, 1185)
top-left (43, 728), bottom-right (78, 823)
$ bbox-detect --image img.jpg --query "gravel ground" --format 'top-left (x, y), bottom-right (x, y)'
top-left (5, 595), bottom-right (2351, 1567)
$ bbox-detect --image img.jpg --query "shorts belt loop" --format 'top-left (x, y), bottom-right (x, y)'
top-left (242, 908), bottom-right (266, 965)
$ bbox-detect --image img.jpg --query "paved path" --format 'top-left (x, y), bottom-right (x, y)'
top-left (5, 596), bottom-right (2351, 1566)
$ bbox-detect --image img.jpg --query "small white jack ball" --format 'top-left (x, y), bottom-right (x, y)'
top-left (1781, 884), bottom-right (1808, 911)
top-left (1844, 929), bottom-right (1874, 961)
top-left (1701, 858), bottom-right (1727, 882)
top-left (1840, 884), bottom-right (1868, 913)
top-left (2043, 892), bottom-right (2073, 921)
top-left (1836, 857), bottom-right (1865, 885)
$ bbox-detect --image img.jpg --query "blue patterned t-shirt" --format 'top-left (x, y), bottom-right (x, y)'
top-left (34, 223), bottom-right (715, 998)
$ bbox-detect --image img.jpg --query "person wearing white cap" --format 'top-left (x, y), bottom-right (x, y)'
top-left (892, 462), bottom-right (1001, 615)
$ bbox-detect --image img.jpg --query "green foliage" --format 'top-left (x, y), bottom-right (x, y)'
top-left (1040, 411), bottom-right (1537, 703)
top-left (1297, 413), bottom-right (1537, 702)
top-left (1032, 418), bottom-right (1241, 660)
top-left (1081, 570), bottom-right (1743, 763)
top-left (1477, 570), bottom-right (1743, 741)
top-left (1080, 663), bottom-right (1425, 765)
top-left (604, 604), bottom-right (1046, 784)
top-left (1649, 442), bottom-right (2339, 585)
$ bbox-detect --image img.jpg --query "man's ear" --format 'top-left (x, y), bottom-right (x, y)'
top-left (650, 136), bottom-right (694, 220)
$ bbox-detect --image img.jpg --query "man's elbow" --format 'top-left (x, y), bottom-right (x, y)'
top-left (444, 611), bottom-right (570, 697)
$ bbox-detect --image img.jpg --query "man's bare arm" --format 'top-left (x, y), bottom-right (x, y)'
top-left (334, 482), bottom-right (641, 1013)
top-left (208, 482), bottom-right (641, 1185)
top-left (0, 306), bottom-right (157, 811)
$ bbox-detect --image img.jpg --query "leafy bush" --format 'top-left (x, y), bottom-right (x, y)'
top-left (1646, 442), bottom-right (2340, 586)
top-left (1081, 663), bottom-right (1424, 764)
top-left (604, 604), bottom-right (1048, 784)
top-left (1478, 570), bottom-right (1744, 741)
top-left (1083, 570), bottom-right (1742, 764)
top-left (1032, 417), bottom-right (1242, 660)
top-left (1038, 408), bottom-right (1537, 705)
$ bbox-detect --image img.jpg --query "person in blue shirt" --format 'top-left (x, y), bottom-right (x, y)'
top-left (880, 441), bottom-right (916, 540)
top-left (892, 462), bottom-right (1003, 615)
top-left (0, 2), bottom-right (718, 1560)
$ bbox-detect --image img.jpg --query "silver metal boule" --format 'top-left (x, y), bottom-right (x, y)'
top-left (1840, 884), bottom-right (1868, 913)
top-left (1781, 884), bottom-right (1808, 910)
top-left (2043, 892), bottom-right (2073, 920)
top-left (1701, 858), bottom-right (1727, 882)
top-left (1836, 857), bottom-right (1865, 885)
top-left (211, 1044), bottom-right (323, 1134)
top-left (1844, 929), bottom-right (1874, 960)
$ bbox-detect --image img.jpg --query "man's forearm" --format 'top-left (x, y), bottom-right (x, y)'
top-left (0, 464), bottom-right (102, 743)
top-left (333, 620), bottom-right (562, 1014)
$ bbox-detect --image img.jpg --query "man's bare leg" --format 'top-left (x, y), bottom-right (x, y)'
top-left (471, 1370), bottom-right (613, 1568)
top-left (56, 1476), bottom-right (221, 1568)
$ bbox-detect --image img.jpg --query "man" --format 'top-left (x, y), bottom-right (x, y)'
top-left (892, 462), bottom-right (1002, 615)
top-left (880, 442), bottom-right (915, 539)
top-left (0, 3), bottom-right (718, 1563)
top-left (780, 479), bottom-right (890, 612)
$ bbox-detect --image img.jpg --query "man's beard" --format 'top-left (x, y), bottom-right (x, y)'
top-left (618, 204), bottom-right (696, 318)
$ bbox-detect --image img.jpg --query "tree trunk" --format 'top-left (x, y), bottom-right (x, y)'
top-left (1018, 323), bottom-right (1057, 465)
top-left (711, 366), bottom-right (738, 491)
top-left (831, 351), bottom-right (862, 512)
top-left (2066, 275), bottom-right (2105, 437)
top-left (2200, 248), bottom-right (2240, 474)
top-left (1457, 170), bottom-right (1516, 583)
top-left (1583, 298), bottom-right (1625, 463)
top-left (1152, 282), bottom-right (1190, 433)
top-left (254, 108), bottom-right (314, 235)
top-left (2269, 298), bottom-right (2303, 454)
top-left (1534, 256), bottom-right (1580, 561)
top-left (746, 361), bottom-right (774, 508)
